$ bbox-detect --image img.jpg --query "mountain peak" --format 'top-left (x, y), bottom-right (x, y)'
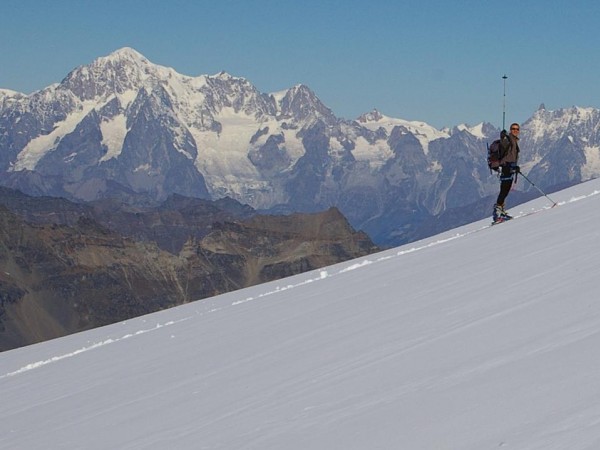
top-left (357, 109), bottom-right (384, 123)
top-left (278, 84), bottom-right (335, 124)
top-left (289, 83), bottom-right (311, 93)
top-left (60, 47), bottom-right (161, 100)
top-left (106, 47), bottom-right (148, 62)
top-left (214, 70), bottom-right (233, 79)
top-left (208, 70), bottom-right (250, 86)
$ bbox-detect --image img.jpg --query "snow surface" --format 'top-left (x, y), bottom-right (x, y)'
top-left (351, 136), bottom-right (395, 168)
top-left (2, 179), bottom-right (600, 449)
top-left (99, 114), bottom-right (128, 162)
top-left (191, 108), bottom-right (273, 200)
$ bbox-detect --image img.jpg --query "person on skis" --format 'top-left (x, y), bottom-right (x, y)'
top-left (493, 122), bottom-right (521, 222)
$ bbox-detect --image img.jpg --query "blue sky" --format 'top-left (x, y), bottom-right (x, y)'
top-left (1, 0), bottom-right (598, 129)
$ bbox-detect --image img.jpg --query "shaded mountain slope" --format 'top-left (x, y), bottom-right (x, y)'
top-left (0, 200), bottom-right (376, 351)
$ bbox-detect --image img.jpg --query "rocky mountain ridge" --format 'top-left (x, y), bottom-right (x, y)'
top-left (0, 188), bottom-right (377, 351)
top-left (0, 186), bottom-right (256, 254)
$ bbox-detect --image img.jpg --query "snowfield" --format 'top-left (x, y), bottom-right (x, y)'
top-left (2, 179), bottom-right (600, 449)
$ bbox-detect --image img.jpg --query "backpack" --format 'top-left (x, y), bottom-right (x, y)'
top-left (487, 134), bottom-right (509, 172)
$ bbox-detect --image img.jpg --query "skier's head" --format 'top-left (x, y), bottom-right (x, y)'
top-left (510, 123), bottom-right (520, 137)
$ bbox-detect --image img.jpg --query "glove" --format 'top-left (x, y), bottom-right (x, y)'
top-left (512, 165), bottom-right (520, 174)
top-left (500, 129), bottom-right (508, 139)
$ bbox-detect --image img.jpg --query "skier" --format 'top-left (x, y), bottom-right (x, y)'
top-left (493, 123), bottom-right (520, 223)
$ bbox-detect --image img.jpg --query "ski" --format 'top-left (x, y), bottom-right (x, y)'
top-left (491, 217), bottom-right (512, 226)
top-left (491, 204), bottom-right (557, 226)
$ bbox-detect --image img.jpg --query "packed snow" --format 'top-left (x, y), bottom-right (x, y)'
top-left (457, 122), bottom-right (486, 138)
top-left (99, 114), bottom-right (128, 162)
top-left (2, 179), bottom-right (600, 449)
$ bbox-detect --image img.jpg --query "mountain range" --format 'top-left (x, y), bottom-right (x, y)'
top-left (2, 47), bottom-right (600, 246)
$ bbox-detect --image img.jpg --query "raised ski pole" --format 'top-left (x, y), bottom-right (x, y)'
top-left (519, 172), bottom-right (558, 207)
top-left (502, 74), bottom-right (508, 130)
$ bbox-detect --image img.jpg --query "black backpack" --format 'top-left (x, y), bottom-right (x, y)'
top-left (487, 133), bottom-right (509, 172)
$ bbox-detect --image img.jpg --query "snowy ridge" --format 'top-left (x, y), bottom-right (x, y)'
top-left (2, 179), bottom-right (600, 449)
top-left (456, 122), bottom-right (486, 138)
top-left (526, 104), bottom-right (600, 143)
top-left (357, 108), bottom-right (449, 154)
top-left (3, 48), bottom-right (340, 204)
top-left (0, 89), bottom-right (24, 107)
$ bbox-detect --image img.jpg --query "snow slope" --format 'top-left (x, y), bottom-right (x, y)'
top-left (2, 179), bottom-right (600, 449)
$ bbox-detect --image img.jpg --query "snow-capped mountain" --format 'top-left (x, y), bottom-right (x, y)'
top-left (1, 48), bottom-right (599, 246)
top-left (2, 178), bottom-right (600, 449)
top-left (523, 104), bottom-right (600, 186)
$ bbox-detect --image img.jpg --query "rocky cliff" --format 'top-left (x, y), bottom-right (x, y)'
top-left (0, 193), bottom-right (377, 351)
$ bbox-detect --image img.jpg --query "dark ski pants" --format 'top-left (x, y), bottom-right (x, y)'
top-left (496, 165), bottom-right (515, 206)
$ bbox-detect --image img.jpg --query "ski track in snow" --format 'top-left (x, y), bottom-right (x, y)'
top-left (2, 189), bottom-right (599, 380)
top-left (0, 318), bottom-right (192, 379)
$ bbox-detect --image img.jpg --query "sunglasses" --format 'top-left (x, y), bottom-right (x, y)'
top-left (510, 127), bottom-right (520, 131)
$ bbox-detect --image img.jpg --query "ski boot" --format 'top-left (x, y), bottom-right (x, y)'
top-left (498, 204), bottom-right (512, 220)
top-left (492, 203), bottom-right (511, 224)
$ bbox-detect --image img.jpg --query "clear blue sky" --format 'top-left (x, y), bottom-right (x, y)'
top-left (1, 0), bottom-right (598, 129)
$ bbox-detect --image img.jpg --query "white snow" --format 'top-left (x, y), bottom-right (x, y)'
top-left (582, 145), bottom-right (600, 180)
top-left (352, 136), bottom-right (394, 168)
top-left (11, 101), bottom-right (98, 171)
top-left (0, 88), bottom-right (23, 104)
top-left (191, 108), bottom-right (268, 198)
top-left (357, 112), bottom-right (449, 155)
top-left (99, 114), bottom-right (127, 161)
top-left (2, 179), bottom-right (600, 449)
top-left (116, 89), bottom-right (138, 109)
top-left (270, 89), bottom-right (289, 108)
top-left (190, 109), bottom-right (302, 207)
top-left (527, 105), bottom-right (599, 143)
top-left (457, 122), bottom-right (486, 138)
top-left (0, 88), bottom-right (21, 96)
top-left (134, 163), bottom-right (152, 173)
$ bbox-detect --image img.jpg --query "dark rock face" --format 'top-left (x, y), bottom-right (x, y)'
top-left (199, 207), bottom-right (376, 285)
top-left (248, 134), bottom-right (290, 175)
top-left (0, 187), bottom-right (255, 254)
top-left (0, 190), bottom-right (378, 351)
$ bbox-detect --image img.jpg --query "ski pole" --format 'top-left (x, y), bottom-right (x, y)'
top-left (519, 172), bottom-right (558, 207)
